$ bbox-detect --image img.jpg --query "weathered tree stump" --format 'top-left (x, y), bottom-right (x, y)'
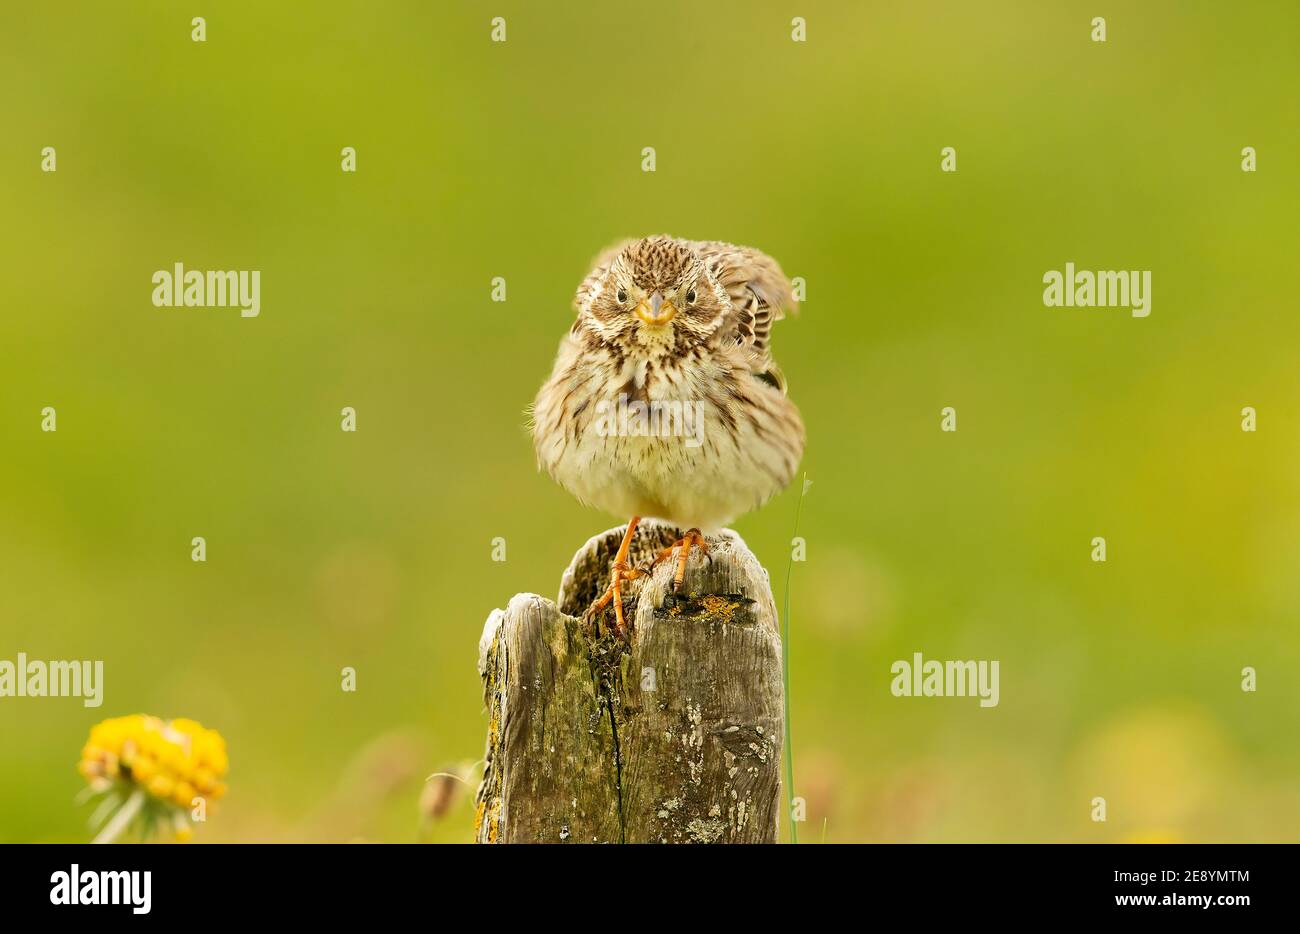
top-left (474, 520), bottom-right (784, 843)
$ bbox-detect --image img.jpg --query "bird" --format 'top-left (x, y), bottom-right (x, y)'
top-left (530, 235), bottom-right (804, 637)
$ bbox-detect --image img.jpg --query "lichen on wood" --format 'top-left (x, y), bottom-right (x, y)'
top-left (474, 520), bottom-right (784, 844)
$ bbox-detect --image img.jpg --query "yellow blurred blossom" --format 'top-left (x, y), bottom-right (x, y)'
top-left (77, 714), bottom-right (228, 843)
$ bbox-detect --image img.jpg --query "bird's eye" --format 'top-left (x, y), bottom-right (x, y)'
top-left (686, 288), bottom-right (697, 304)
top-left (617, 289), bottom-right (628, 303)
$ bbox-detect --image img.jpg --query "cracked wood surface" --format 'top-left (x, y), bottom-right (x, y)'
top-left (474, 520), bottom-right (784, 844)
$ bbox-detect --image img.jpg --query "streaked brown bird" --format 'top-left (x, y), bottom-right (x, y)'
top-left (531, 235), bottom-right (804, 636)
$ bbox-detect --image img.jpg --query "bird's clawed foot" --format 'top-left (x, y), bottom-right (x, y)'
top-left (651, 528), bottom-right (712, 593)
top-left (586, 561), bottom-right (644, 640)
top-left (584, 517), bottom-right (642, 640)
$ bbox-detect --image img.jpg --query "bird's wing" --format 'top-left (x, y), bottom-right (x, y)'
top-left (688, 239), bottom-right (798, 393)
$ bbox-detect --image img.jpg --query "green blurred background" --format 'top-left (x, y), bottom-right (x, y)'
top-left (2, 1), bottom-right (1297, 843)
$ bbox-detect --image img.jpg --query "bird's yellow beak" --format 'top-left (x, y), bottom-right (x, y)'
top-left (635, 292), bottom-right (677, 327)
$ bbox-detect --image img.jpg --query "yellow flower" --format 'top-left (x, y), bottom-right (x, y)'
top-left (172, 781), bottom-right (195, 808)
top-left (78, 714), bottom-right (229, 843)
top-left (192, 767), bottom-right (216, 794)
top-left (134, 757), bottom-right (156, 783)
top-left (147, 774), bottom-right (175, 799)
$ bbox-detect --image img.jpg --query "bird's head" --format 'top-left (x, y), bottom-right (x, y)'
top-left (577, 236), bottom-right (729, 354)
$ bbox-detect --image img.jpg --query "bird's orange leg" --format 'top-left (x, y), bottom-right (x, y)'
top-left (587, 517), bottom-right (642, 638)
top-left (650, 528), bottom-right (710, 592)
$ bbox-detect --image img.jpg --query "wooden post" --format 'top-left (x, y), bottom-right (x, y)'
top-left (474, 520), bottom-right (785, 843)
